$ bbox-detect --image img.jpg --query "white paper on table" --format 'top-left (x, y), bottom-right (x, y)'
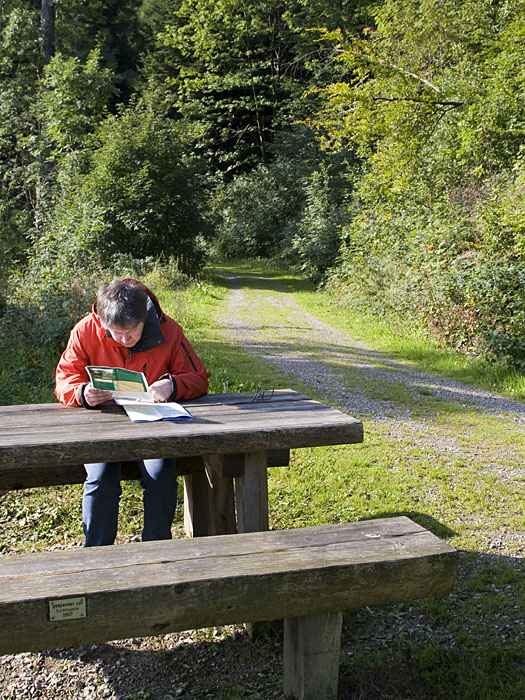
top-left (115, 399), bottom-right (193, 423)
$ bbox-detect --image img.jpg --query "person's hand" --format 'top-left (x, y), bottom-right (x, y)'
top-left (148, 378), bottom-right (173, 403)
top-left (84, 384), bottom-right (113, 407)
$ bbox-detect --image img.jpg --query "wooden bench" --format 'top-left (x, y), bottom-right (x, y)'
top-left (0, 517), bottom-right (457, 700)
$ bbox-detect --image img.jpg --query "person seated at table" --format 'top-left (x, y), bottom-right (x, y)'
top-left (55, 278), bottom-right (209, 547)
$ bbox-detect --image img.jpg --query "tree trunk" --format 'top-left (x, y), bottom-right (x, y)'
top-left (40, 0), bottom-right (55, 65)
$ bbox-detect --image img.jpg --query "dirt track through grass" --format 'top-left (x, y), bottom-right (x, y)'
top-left (217, 268), bottom-right (524, 553)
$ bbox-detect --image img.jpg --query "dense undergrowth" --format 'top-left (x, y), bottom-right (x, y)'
top-left (0, 258), bottom-right (523, 407)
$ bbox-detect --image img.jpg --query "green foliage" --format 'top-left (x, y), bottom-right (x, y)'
top-left (0, 4), bottom-right (41, 277)
top-left (28, 103), bottom-right (209, 291)
top-left (1, 0), bottom-right (523, 372)
top-left (210, 127), bottom-right (353, 275)
top-left (0, 1), bottom-right (145, 284)
top-left (158, 0), bottom-right (290, 173)
top-left (289, 167), bottom-right (347, 279)
top-left (210, 158), bottom-right (304, 259)
top-left (83, 105), bottom-right (208, 272)
top-left (314, 0), bottom-right (525, 368)
top-left (39, 48), bottom-right (117, 157)
top-left (157, 0), bottom-right (359, 175)
top-left (55, 0), bottom-right (143, 103)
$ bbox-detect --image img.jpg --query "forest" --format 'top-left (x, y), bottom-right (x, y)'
top-left (0, 5), bottom-right (523, 696)
top-left (1, 0), bottom-right (524, 371)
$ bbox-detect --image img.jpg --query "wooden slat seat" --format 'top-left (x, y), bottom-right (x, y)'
top-left (0, 517), bottom-right (457, 700)
top-left (0, 450), bottom-right (290, 491)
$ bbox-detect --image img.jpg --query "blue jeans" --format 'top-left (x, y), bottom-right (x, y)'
top-left (82, 459), bottom-right (177, 547)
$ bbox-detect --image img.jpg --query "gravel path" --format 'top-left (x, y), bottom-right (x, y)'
top-left (221, 270), bottom-right (525, 456)
top-left (220, 270), bottom-right (525, 426)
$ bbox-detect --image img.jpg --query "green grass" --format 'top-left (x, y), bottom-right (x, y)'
top-left (0, 260), bottom-right (523, 699)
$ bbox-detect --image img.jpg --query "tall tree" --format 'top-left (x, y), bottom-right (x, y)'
top-left (40, 0), bottom-right (55, 64)
top-left (313, 0), bottom-right (525, 365)
top-left (155, 0), bottom-right (362, 176)
top-left (54, 0), bottom-right (143, 104)
top-left (0, 3), bottom-right (41, 277)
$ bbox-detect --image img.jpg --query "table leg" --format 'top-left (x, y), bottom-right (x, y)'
top-left (183, 472), bottom-right (210, 537)
top-left (183, 451), bottom-right (269, 537)
top-left (183, 456), bottom-right (238, 537)
top-left (235, 450), bottom-right (270, 639)
top-left (204, 456), bottom-right (237, 535)
top-left (235, 451), bottom-right (268, 533)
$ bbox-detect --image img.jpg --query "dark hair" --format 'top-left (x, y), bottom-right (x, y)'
top-left (96, 280), bottom-right (148, 329)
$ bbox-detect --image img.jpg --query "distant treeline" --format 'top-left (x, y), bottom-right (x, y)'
top-left (1, 0), bottom-right (523, 367)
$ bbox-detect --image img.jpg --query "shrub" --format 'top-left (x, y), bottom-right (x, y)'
top-left (289, 168), bottom-right (347, 281)
top-left (210, 159), bottom-right (303, 260)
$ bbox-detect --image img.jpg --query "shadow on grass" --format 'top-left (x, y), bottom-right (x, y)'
top-left (338, 548), bottom-right (524, 700)
top-left (209, 265), bottom-right (307, 295)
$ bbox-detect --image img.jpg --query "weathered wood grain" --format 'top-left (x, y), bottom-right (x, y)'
top-left (284, 612), bottom-right (342, 700)
top-left (0, 450), bottom-right (290, 491)
top-left (235, 450), bottom-right (269, 533)
top-left (0, 517), bottom-right (457, 655)
top-left (0, 391), bottom-right (363, 469)
top-left (183, 471), bottom-right (213, 537)
top-left (203, 454), bottom-right (237, 535)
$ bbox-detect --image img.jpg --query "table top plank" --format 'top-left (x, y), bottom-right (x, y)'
top-left (0, 390), bottom-right (363, 469)
top-left (0, 397), bottom-right (342, 432)
top-left (0, 403), bottom-right (357, 441)
top-left (0, 389), bottom-right (307, 422)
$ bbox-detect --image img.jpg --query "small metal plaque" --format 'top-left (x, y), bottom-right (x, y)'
top-left (49, 596), bottom-right (86, 621)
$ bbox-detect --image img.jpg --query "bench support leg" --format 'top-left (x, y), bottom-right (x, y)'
top-left (283, 612), bottom-right (342, 700)
top-left (235, 450), bottom-right (268, 533)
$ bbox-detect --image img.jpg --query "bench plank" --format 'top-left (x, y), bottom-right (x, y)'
top-left (0, 450), bottom-right (290, 491)
top-left (0, 517), bottom-right (457, 655)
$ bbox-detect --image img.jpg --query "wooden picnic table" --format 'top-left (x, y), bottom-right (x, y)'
top-left (0, 389), bottom-right (363, 537)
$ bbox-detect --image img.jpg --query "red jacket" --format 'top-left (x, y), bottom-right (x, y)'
top-left (55, 282), bottom-right (209, 407)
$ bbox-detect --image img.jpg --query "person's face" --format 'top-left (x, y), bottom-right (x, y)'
top-left (106, 322), bottom-right (145, 348)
